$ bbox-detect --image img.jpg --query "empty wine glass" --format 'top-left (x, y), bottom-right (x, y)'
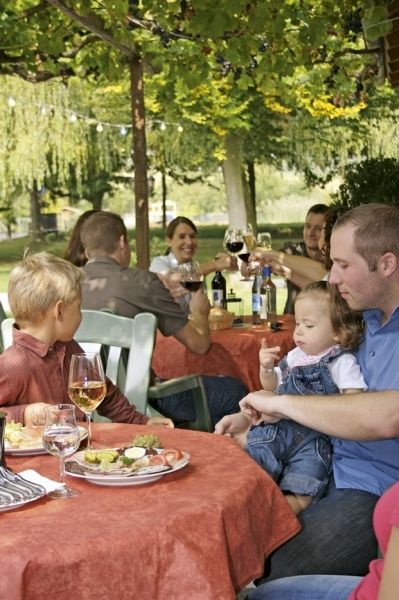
top-left (43, 404), bottom-right (81, 499)
top-left (256, 232), bottom-right (272, 250)
top-left (68, 353), bottom-right (106, 450)
top-left (177, 261), bottom-right (204, 292)
top-left (224, 228), bottom-right (244, 256)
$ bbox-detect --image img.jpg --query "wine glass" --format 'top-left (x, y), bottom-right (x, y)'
top-left (43, 404), bottom-right (81, 499)
top-left (177, 261), bottom-right (204, 292)
top-left (224, 228), bottom-right (244, 256)
top-left (68, 353), bottom-right (106, 450)
top-left (256, 232), bottom-right (272, 250)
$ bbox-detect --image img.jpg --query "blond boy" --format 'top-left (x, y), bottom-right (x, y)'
top-left (0, 252), bottom-right (172, 428)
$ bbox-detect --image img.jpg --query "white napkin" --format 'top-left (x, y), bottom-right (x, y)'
top-left (18, 470), bottom-right (65, 493)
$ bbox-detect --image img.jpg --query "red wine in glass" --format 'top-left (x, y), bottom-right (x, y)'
top-left (238, 252), bottom-right (250, 263)
top-left (226, 241), bottom-right (244, 254)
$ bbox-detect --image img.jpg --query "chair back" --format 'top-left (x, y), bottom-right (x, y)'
top-left (1, 317), bottom-right (13, 352)
top-left (74, 310), bottom-right (158, 421)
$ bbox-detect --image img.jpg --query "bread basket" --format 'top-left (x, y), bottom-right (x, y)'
top-left (208, 307), bottom-right (235, 331)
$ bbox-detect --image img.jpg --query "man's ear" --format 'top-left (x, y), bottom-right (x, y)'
top-left (379, 252), bottom-right (397, 278)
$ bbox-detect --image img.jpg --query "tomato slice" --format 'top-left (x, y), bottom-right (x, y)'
top-left (160, 448), bottom-right (183, 464)
top-left (147, 454), bottom-right (169, 466)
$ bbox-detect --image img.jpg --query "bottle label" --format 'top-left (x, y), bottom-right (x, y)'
top-left (252, 293), bottom-right (261, 313)
top-left (212, 290), bottom-right (224, 307)
top-left (260, 294), bottom-right (268, 320)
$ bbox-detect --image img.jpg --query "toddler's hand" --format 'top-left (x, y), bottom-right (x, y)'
top-left (259, 339), bottom-right (280, 371)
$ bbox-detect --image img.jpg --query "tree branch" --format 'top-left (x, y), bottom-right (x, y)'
top-left (45, 0), bottom-right (138, 58)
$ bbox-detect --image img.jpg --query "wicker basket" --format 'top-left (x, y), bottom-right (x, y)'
top-left (208, 308), bottom-right (235, 331)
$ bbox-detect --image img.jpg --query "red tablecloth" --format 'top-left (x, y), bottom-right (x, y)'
top-left (2, 423), bottom-right (300, 600)
top-left (153, 314), bottom-right (296, 392)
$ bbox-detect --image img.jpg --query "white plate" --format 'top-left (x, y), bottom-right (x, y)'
top-left (0, 492), bottom-right (46, 513)
top-left (5, 426), bottom-right (88, 457)
top-left (65, 449), bottom-right (190, 487)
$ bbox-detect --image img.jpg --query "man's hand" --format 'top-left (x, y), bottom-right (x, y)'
top-left (189, 289), bottom-right (211, 316)
top-left (239, 390), bottom-right (282, 424)
top-left (157, 272), bottom-right (187, 299)
top-left (214, 412), bottom-right (251, 435)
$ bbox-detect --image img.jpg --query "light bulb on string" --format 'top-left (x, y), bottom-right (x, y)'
top-left (40, 105), bottom-right (47, 116)
top-left (96, 123), bottom-right (104, 132)
top-left (69, 113), bottom-right (78, 123)
top-left (160, 122), bottom-right (166, 131)
top-left (177, 125), bottom-right (184, 133)
top-left (120, 126), bottom-right (128, 136)
top-left (7, 97), bottom-right (16, 107)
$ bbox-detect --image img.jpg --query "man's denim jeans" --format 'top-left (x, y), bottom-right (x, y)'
top-left (258, 476), bottom-right (379, 583)
top-left (151, 375), bottom-right (247, 427)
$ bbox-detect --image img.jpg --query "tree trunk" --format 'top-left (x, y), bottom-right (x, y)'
top-left (130, 56), bottom-right (149, 268)
top-left (161, 162), bottom-right (167, 229)
top-left (29, 181), bottom-right (43, 241)
top-left (222, 133), bottom-right (247, 228)
top-left (246, 160), bottom-right (258, 234)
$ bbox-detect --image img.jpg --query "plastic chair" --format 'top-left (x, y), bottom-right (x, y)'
top-left (76, 310), bottom-right (213, 431)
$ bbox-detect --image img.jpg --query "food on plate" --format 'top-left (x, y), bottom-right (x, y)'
top-left (4, 422), bottom-right (44, 449)
top-left (78, 445), bottom-right (185, 474)
top-left (131, 433), bottom-right (161, 448)
top-left (160, 448), bottom-right (183, 464)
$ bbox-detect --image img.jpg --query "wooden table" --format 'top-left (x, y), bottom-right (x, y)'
top-left (153, 314), bottom-right (296, 392)
top-left (2, 423), bottom-right (300, 600)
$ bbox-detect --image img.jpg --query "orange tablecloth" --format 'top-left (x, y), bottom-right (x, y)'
top-left (153, 314), bottom-right (296, 392)
top-left (2, 423), bottom-right (300, 600)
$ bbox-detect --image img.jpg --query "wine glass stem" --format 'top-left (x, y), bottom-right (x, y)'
top-left (86, 413), bottom-right (92, 450)
top-left (59, 454), bottom-right (66, 486)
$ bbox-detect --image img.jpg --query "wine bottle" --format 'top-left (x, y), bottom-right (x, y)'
top-left (211, 271), bottom-right (226, 307)
top-left (251, 267), bottom-right (262, 325)
top-left (260, 266), bottom-right (277, 327)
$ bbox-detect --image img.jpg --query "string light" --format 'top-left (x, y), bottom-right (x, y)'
top-left (2, 97), bottom-right (185, 134)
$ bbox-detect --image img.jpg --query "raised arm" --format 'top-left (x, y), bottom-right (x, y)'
top-left (251, 249), bottom-right (327, 284)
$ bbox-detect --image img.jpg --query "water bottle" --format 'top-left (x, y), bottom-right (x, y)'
top-left (252, 268), bottom-right (262, 325)
top-left (211, 271), bottom-right (226, 307)
top-left (260, 266), bottom-right (277, 327)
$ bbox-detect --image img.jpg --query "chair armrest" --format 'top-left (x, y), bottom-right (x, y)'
top-left (148, 375), bottom-right (213, 432)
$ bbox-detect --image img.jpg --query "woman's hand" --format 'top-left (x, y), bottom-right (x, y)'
top-left (214, 252), bottom-right (238, 273)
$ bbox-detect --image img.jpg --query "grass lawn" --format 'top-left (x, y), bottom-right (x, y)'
top-left (0, 223), bottom-right (302, 314)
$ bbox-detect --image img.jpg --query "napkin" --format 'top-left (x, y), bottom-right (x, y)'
top-left (18, 470), bottom-right (65, 493)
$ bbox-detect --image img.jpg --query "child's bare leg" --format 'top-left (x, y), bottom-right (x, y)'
top-left (284, 493), bottom-right (313, 515)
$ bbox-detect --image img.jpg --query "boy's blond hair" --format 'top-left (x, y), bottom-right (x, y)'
top-left (8, 252), bottom-right (81, 326)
